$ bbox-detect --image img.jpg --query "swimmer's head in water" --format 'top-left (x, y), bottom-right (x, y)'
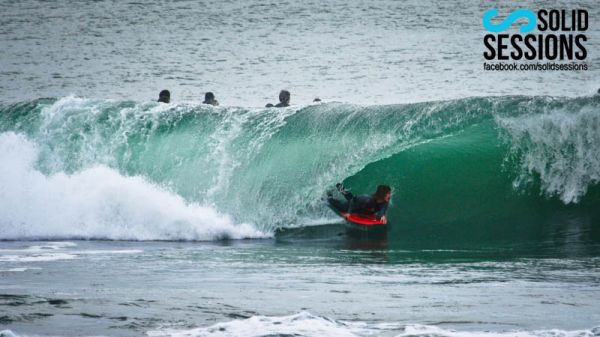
top-left (204, 92), bottom-right (215, 101)
top-left (279, 90), bottom-right (290, 104)
top-left (158, 90), bottom-right (170, 103)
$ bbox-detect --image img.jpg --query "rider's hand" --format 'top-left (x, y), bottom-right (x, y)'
top-left (381, 216), bottom-right (387, 224)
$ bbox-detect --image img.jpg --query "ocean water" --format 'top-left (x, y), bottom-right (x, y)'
top-left (1, 0), bottom-right (599, 105)
top-left (1, 0), bottom-right (600, 336)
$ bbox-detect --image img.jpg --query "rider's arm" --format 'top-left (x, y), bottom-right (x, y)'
top-left (375, 203), bottom-right (389, 219)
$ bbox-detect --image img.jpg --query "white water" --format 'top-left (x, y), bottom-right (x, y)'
top-left (0, 132), bottom-right (268, 241)
top-left (496, 101), bottom-right (600, 203)
top-left (146, 312), bottom-right (600, 337)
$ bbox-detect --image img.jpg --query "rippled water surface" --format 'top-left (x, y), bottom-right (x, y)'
top-left (1, 238), bottom-right (600, 336)
top-left (1, 0), bottom-right (598, 105)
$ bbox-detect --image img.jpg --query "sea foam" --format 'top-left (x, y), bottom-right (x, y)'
top-left (0, 132), bottom-right (268, 241)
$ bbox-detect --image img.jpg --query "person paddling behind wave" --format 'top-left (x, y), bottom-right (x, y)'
top-left (266, 90), bottom-right (291, 108)
top-left (203, 92), bottom-right (219, 106)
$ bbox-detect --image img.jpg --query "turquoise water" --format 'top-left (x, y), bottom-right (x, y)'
top-left (1, 0), bottom-right (600, 336)
top-left (1, 96), bottom-right (599, 238)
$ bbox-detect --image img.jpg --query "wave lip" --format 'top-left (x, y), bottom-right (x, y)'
top-left (496, 99), bottom-right (600, 203)
top-left (0, 132), bottom-right (268, 241)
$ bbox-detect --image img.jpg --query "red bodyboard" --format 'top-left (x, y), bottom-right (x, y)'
top-left (340, 212), bottom-right (385, 226)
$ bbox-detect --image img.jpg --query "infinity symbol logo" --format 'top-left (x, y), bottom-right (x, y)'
top-left (482, 9), bottom-right (537, 33)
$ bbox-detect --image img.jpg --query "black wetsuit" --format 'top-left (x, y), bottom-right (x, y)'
top-left (329, 191), bottom-right (389, 219)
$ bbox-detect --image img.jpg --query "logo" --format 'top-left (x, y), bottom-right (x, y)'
top-left (482, 9), bottom-right (589, 71)
top-left (483, 9), bottom-right (537, 33)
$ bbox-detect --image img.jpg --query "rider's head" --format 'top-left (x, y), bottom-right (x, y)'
top-left (374, 185), bottom-right (392, 203)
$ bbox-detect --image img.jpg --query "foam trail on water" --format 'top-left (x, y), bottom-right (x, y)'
top-left (0, 132), bottom-right (268, 241)
top-left (147, 312), bottom-right (365, 337)
top-left (399, 325), bottom-right (600, 337)
top-left (0, 242), bottom-right (143, 262)
top-left (146, 312), bottom-right (600, 337)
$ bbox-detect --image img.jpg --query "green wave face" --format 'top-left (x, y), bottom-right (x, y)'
top-left (1, 96), bottom-right (599, 246)
top-left (345, 120), bottom-right (600, 251)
